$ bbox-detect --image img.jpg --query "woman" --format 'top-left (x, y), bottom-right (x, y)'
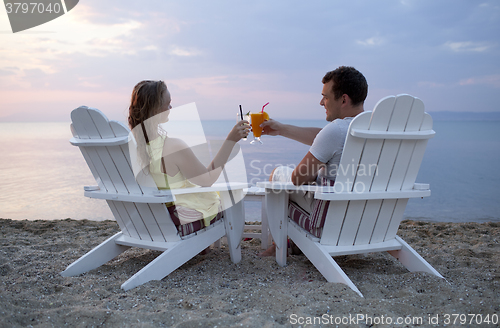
top-left (128, 80), bottom-right (249, 234)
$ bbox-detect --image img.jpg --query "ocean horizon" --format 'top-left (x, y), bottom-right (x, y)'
top-left (0, 113), bottom-right (499, 223)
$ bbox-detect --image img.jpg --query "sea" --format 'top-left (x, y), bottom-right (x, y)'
top-left (1, 116), bottom-right (499, 223)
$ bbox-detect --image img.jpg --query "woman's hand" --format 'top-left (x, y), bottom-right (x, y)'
top-left (227, 120), bottom-right (250, 142)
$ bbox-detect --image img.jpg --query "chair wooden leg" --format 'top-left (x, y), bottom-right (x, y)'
top-left (61, 232), bottom-right (130, 277)
top-left (288, 224), bottom-right (364, 297)
top-left (275, 223), bottom-right (287, 267)
top-left (121, 225), bottom-right (226, 290)
top-left (120, 241), bottom-right (202, 291)
top-left (260, 198), bottom-right (271, 249)
top-left (121, 243), bottom-right (185, 291)
top-left (221, 191), bottom-right (245, 264)
top-left (265, 191), bottom-right (288, 266)
top-left (387, 236), bottom-right (444, 279)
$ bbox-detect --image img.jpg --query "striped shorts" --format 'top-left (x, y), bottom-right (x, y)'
top-left (271, 165), bottom-right (334, 238)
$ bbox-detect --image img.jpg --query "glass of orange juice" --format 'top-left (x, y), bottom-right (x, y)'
top-left (250, 111), bottom-right (269, 144)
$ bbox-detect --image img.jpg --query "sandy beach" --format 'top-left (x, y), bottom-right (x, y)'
top-left (0, 218), bottom-right (498, 327)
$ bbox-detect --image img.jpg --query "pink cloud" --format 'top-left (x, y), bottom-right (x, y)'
top-left (459, 75), bottom-right (500, 88)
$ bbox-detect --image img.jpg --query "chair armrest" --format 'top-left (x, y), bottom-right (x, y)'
top-left (256, 181), bottom-right (328, 192)
top-left (256, 181), bottom-right (430, 200)
top-left (70, 135), bottom-right (129, 147)
top-left (84, 190), bottom-right (175, 203)
top-left (350, 128), bottom-right (435, 140)
top-left (245, 186), bottom-right (266, 196)
top-left (166, 182), bottom-right (250, 195)
top-left (413, 183), bottom-right (430, 190)
top-left (84, 182), bottom-right (249, 203)
top-left (315, 189), bottom-right (430, 201)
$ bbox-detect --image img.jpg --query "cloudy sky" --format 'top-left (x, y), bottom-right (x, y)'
top-left (0, 0), bottom-right (499, 122)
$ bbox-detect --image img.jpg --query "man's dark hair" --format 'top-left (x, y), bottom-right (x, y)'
top-left (322, 66), bottom-right (368, 106)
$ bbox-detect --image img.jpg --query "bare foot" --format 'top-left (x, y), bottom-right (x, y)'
top-left (199, 246), bottom-right (211, 255)
top-left (258, 244), bottom-right (276, 257)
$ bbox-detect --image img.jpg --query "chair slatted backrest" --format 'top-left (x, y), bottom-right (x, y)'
top-left (71, 106), bottom-right (180, 243)
top-left (320, 95), bottom-right (433, 246)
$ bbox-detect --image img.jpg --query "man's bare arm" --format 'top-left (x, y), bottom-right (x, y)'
top-left (291, 151), bottom-right (326, 185)
top-left (261, 119), bottom-right (321, 146)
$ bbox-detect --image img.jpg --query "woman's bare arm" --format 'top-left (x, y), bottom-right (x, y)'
top-left (167, 121), bottom-right (249, 187)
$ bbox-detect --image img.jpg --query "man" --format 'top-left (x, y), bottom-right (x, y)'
top-left (258, 66), bottom-right (368, 256)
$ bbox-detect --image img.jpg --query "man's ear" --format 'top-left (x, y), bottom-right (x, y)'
top-left (342, 94), bottom-right (351, 105)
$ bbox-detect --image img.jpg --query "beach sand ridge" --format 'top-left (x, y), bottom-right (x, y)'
top-left (0, 219), bottom-right (498, 327)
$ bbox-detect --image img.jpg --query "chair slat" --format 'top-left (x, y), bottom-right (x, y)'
top-left (402, 113), bottom-right (433, 190)
top-left (88, 109), bottom-right (116, 138)
top-left (337, 200), bottom-right (366, 246)
top-left (334, 112), bottom-right (371, 190)
top-left (96, 147), bottom-right (131, 193)
top-left (387, 95), bottom-right (413, 132)
top-left (353, 139), bottom-right (383, 192)
top-left (134, 203), bottom-right (166, 242)
top-left (122, 202), bottom-right (153, 241)
top-left (109, 201), bottom-right (140, 239)
top-left (370, 199), bottom-right (397, 243)
top-left (384, 198), bottom-right (408, 241)
top-left (99, 128), bottom-right (140, 195)
top-left (405, 98), bottom-right (425, 131)
top-left (319, 200), bottom-right (348, 245)
top-left (376, 95), bottom-right (413, 194)
top-left (77, 145), bottom-right (107, 191)
top-left (359, 96), bottom-right (394, 192)
top-left (149, 204), bottom-right (181, 242)
top-left (84, 147), bottom-right (116, 193)
top-left (106, 200), bottom-right (131, 237)
top-left (113, 121), bottom-right (162, 196)
top-left (368, 96), bottom-right (396, 130)
top-left (111, 146), bottom-right (143, 194)
top-left (71, 107), bottom-right (101, 139)
top-left (90, 116), bottom-right (136, 195)
top-left (71, 109), bottom-right (114, 192)
top-left (371, 140), bottom-right (399, 191)
top-left (386, 96), bottom-right (426, 192)
top-left (387, 140), bottom-right (416, 191)
top-left (109, 121), bottom-right (145, 195)
top-left (71, 108), bottom-right (121, 193)
top-left (354, 199), bottom-right (382, 245)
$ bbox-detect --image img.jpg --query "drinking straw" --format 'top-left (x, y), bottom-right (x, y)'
top-left (239, 105), bottom-right (243, 120)
top-left (261, 102), bottom-right (269, 113)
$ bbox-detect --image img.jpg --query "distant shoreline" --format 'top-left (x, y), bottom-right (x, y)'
top-left (427, 111), bottom-right (500, 121)
top-left (1, 111), bottom-right (500, 123)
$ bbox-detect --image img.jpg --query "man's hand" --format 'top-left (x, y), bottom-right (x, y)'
top-left (260, 119), bottom-right (282, 136)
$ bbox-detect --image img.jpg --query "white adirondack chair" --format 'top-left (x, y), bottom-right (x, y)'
top-left (258, 94), bottom-right (444, 297)
top-left (61, 106), bottom-right (248, 290)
